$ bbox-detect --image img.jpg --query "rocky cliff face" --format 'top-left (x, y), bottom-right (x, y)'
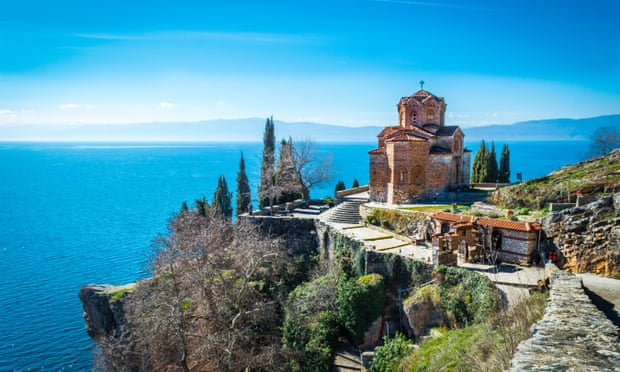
top-left (78, 283), bottom-right (134, 339)
top-left (541, 193), bottom-right (620, 276)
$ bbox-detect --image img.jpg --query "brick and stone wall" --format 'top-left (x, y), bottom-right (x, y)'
top-left (511, 265), bottom-right (620, 371)
top-left (494, 229), bottom-right (538, 263)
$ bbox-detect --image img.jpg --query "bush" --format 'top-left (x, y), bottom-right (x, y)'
top-left (433, 265), bottom-right (500, 326)
top-left (370, 333), bottom-right (412, 372)
top-left (337, 274), bottom-right (385, 345)
top-left (283, 275), bottom-right (340, 371)
top-left (517, 207), bottom-right (530, 215)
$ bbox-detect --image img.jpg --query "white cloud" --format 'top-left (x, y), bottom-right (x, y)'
top-left (160, 102), bottom-right (174, 109)
top-left (216, 100), bottom-right (226, 106)
top-left (0, 109), bottom-right (14, 115)
top-left (59, 103), bottom-right (80, 110)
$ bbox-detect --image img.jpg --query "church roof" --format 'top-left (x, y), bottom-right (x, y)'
top-left (403, 89), bottom-right (445, 104)
top-left (386, 132), bottom-right (429, 142)
top-left (383, 125), bottom-right (435, 143)
top-left (368, 148), bottom-right (385, 155)
top-left (377, 126), bottom-right (400, 137)
top-left (435, 125), bottom-right (459, 136)
top-left (429, 145), bottom-right (452, 154)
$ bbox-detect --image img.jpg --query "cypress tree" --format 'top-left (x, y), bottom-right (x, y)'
top-left (236, 152), bottom-right (251, 216)
top-left (334, 180), bottom-right (346, 193)
top-left (499, 144), bottom-right (511, 183)
top-left (195, 196), bottom-right (209, 217)
top-left (471, 140), bottom-right (488, 183)
top-left (487, 142), bottom-right (498, 183)
top-left (352, 179), bottom-right (360, 188)
top-left (275, 138), bottom-right (301, 203)
top-left (259, 117), bottom-right (276, 208)
top-left (180, 200), bottom-right (189, 214)
top-left (212, 175), bottom-right (232, 219)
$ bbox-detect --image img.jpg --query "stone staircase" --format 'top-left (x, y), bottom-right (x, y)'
top-left (333, 347), bottom-right (362, 372)
top-left (322, 198), bottom-right (366, 225)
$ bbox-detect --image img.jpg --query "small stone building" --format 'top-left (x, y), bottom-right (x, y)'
top-left (431, 212), bottom-right (541, 265)
top-left (369, 87), bottom-right (471, 204)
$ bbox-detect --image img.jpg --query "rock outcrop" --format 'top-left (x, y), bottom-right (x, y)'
top-left (541, 193), bottom-right (620, 276)
top-left (78, 283), bottom-right (134, 339)
top-left (511, 265), bottom-right (620, 371)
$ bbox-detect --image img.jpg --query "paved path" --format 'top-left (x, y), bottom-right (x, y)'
top-left (577, 273), bottom-right (620, 328)
top-left (328, 223), bottom-right (433, 262)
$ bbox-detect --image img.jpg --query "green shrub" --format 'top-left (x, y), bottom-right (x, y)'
top-left (434, 265), bottom-right (500, 326)
top-left (517, 207), bottom-right (530, 215)
top-left (370, 333), bottom-right (412, 372)
top-left (337, 274), bottom-right (385, 345)
top-left (283, 275), bottom-right (340, 370)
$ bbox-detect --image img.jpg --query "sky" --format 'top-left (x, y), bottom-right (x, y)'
top-left (1, 0), bottom-right (619, 130)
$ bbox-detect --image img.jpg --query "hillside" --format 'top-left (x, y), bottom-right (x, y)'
top-left (493, 149), bottom-right (620, 210)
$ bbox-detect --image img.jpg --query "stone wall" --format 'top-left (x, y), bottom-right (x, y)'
top-left (495, 229), bottom-right (538, 264)
top-left (239, 214), bottom-right (319, 254)
top-left (541, 194), bottom-right (620, 276)
top-left (511, 265), bottom-right (620, 371)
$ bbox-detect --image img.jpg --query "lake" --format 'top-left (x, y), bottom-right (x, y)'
top-left (0, 140), bottom-right (589, 370)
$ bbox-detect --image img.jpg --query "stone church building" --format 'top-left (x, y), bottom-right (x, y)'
top-left (369, 86), bottom-right (471, 204)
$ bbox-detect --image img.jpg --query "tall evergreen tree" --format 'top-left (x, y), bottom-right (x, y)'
top-left (275, 138), bottom-right (301, 203)
top-left (236, 152), bottom-right (252, 216)
top-left (487, 142), bottom-right (498, 183)
top-left (180, 201), bottom-right (189, 214)
top-left (352, 179), bottom-right (360, 188)
top-left (212, 175), bottom-right (232, 219)
top-left (334, 180), bottom-right (346, 193)
top-left (259, 117), bottom-right (276, 208)
top-left (471, 140), bottom-right (488, 183)
top-left (499, 144), bottom-right (511, 183)
top-left (195, 196), bottom-right (209, 217)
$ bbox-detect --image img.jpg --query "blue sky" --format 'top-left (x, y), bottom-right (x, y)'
top-left (1, 0), bottom-right (619, 128)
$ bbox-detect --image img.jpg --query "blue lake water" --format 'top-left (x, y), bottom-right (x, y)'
top-left (0, 140), bottom-right (589, 370)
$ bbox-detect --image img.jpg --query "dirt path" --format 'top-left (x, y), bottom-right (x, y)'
top-left (577, 273), bottom-right (620, 329)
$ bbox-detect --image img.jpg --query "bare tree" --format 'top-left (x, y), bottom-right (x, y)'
top-left (100, 211), bottom-right (288, 371)
top-left (292, 138), bottom-right (334, 200)
top-left (590, 126), bottom-right (619, 157)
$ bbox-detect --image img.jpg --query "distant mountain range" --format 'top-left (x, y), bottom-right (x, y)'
top-left (1, 114), bottom-right (618, 142)
top-left (463, 114), bottom-right (620, 142)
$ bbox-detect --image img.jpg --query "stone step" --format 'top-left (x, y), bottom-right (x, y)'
top-left (333, 349), bottom-right (362, 372)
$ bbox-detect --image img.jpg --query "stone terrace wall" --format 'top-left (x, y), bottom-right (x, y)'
top-left (511, 265), bottom-right (620, 371)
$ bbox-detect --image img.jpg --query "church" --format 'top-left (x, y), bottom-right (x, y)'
top-left (369, 84), bottom-right (471, 204)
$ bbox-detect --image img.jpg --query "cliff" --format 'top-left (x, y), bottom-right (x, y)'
top-left (78, 283), bottom-right (135, 339)
top-left (541, 193), bottom-right (620, 276)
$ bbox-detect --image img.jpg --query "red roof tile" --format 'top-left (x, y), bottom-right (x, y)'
top-left (431, 212), bottom-right (540, 232)
top-left (477, 218), bottom-right (540, 232)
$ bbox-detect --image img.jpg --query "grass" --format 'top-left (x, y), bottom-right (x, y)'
top-left (109, 287), bottom-right (135, 302)
top-left (402, 292), bottom-right (548, 371)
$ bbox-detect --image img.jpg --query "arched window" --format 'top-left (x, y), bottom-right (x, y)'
top-left (412, 112), bottom-right (417, 126)
top-left (399, 169), bottom-right (405, 183)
